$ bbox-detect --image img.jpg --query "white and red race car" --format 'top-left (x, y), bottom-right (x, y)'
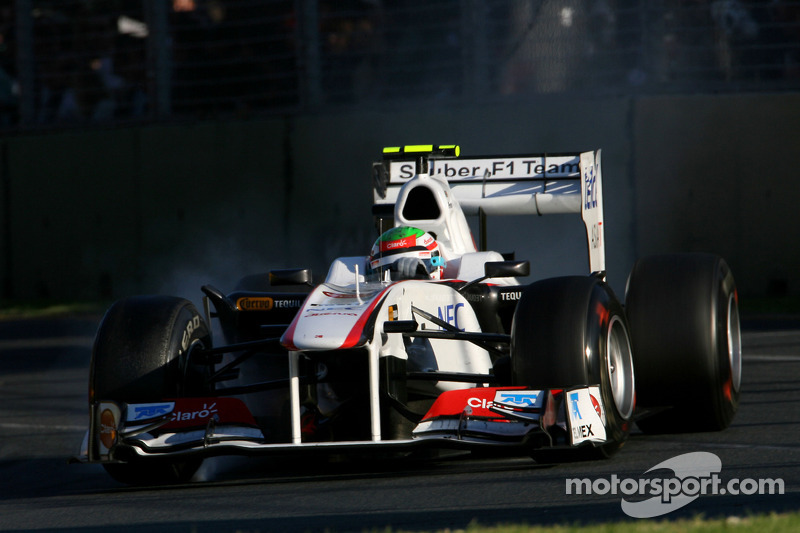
top-left (78, 146), bottom-right (741, 485)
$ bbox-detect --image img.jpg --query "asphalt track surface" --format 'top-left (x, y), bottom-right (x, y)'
top-left (0, 314), bottom-right (799, 532)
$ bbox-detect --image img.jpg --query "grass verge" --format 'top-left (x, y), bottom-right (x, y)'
top-left (391, 512), bottom-right (800, 532)
top-left (0, 300), bottom-right (107, 320)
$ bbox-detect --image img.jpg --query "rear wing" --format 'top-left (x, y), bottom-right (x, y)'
top-left (372, 145), bottom-right (605, 274)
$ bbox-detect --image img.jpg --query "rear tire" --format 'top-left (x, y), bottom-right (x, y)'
top-left (90, 296), bottom-right (211, 485)
top-left (511, 276), bottom-right (635, 459)
top-left (626, 254), bottom-right (741, 433)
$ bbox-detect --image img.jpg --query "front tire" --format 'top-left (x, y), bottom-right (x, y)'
top-left (90, 296), bottom-right (211, 485)
top-left (511, 276), bottom-right (635, 459)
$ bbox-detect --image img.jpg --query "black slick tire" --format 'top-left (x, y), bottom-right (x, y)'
top-left (90, 296), bottom-right (212, 485)
top-left (625, 254), bottom-right (741, 433)
top-left (511, 276), bottom-right (635, 460)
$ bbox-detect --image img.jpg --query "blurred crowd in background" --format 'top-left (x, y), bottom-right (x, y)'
top-left (0, 0), bottom-right (797, 129)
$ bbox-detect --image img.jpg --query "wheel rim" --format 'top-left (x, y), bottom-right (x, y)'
top-left (607, 315), bottom-right (635, 419)
top-left (727, 293), bottom-right (742, 393)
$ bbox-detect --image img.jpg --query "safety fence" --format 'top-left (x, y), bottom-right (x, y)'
top-left (2, 0), bottom-right (798, 129)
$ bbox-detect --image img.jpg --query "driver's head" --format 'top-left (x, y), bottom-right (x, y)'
top-left (367, 226), bottom-right (445, 280)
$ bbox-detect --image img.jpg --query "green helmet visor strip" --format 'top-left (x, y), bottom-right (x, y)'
top-left (368, 227), bottom-right (445, 276)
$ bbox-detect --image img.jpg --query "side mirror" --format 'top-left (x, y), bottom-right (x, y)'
top-left (458, 260), bottom-right (530, 293)
top-left (484, 260), bottom-right (530, 278)
top-left (269, 268), bottom-right (313, 287)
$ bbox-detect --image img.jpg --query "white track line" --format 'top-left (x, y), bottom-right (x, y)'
top-left (643, 439), bottom-right (800, 452)
top-left (744, 354), bottom-right (800, 362)
top-left (744, 330), bottom-right (800, 338)
top-left (0, 337), bottom-right (94, 350)
top-left (0, 422), bottom-right (85, 431)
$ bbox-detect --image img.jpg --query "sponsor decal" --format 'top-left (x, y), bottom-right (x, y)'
top-left (422, 387), bottom-right (541, 421)
top-left (163, 398), bottom-right (257, 429)
top-left (437, 303), bottom-right (464, 331)
top-left (275, 299), bottom-right (303, 308)
top-left (236, 296), bottom-right (274, 311)
top-left (490, 390), bottom-right (544, 422)
top-left (466, 392), bottom-right (541, 411)
top-left (309, 305), bottom-right (358, 312)
top-left (180, 315), bottom-right (203, 351)
top-left (569, 392), bottom-right (582, 420)
top-left (172, 402), bottom-right (218, 423)
top-left (590, 393), bottom-right (603, 418)
top-left (494, 390), bottom-right (541, 408)
top-left (584, 166), bottom-right (598, 209)
top-left (390, 157), bottom-right (581, 182)
top-left (99, 408), bottom-right (117, 449)
top-left (591, 222), bottom-right (603, 250)
top-left (574, 422), bottom-right (595, 438)
top-left (128, 402), bottom-right (174, 422)
top-left (428, 159), bottom-right (580, 180)
top-left (422, 388), bottom-right (499, 420)
top-left (388, 304), bottom-right (398, 321)
top-left (467, 397), bottom-right (496, 410)
top-left (566, 387), bottom-right (606, 445)
top-left (500, 291), bottom-right (523, 301)
top-left (381, 236), bottom-right (416, 252)
top-left (396, 163), bottom-right (415, 179)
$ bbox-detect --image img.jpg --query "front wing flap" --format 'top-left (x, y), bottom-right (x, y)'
top-left (412, 385), bottom-right (607, 448)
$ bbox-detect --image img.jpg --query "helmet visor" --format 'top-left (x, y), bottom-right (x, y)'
top-left (367, 250), bottom-right (446, 280)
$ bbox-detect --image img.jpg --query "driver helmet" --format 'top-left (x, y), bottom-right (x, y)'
top-left (367, 226), bottom-right (446, 280)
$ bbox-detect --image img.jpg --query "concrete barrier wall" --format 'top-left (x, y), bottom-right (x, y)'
top-left (633, 94), bottom-right (800, 297)
top-left (2, 120), bottom-right (288, 301)
top-left (0, 93), bottom-right (795, 301)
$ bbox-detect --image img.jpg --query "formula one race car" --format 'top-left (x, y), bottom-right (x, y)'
top-left (78, 146), bottom-right (742, 485)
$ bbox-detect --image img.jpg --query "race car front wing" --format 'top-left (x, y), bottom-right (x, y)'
top-left (77, 385), bottom-right (609, 463)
